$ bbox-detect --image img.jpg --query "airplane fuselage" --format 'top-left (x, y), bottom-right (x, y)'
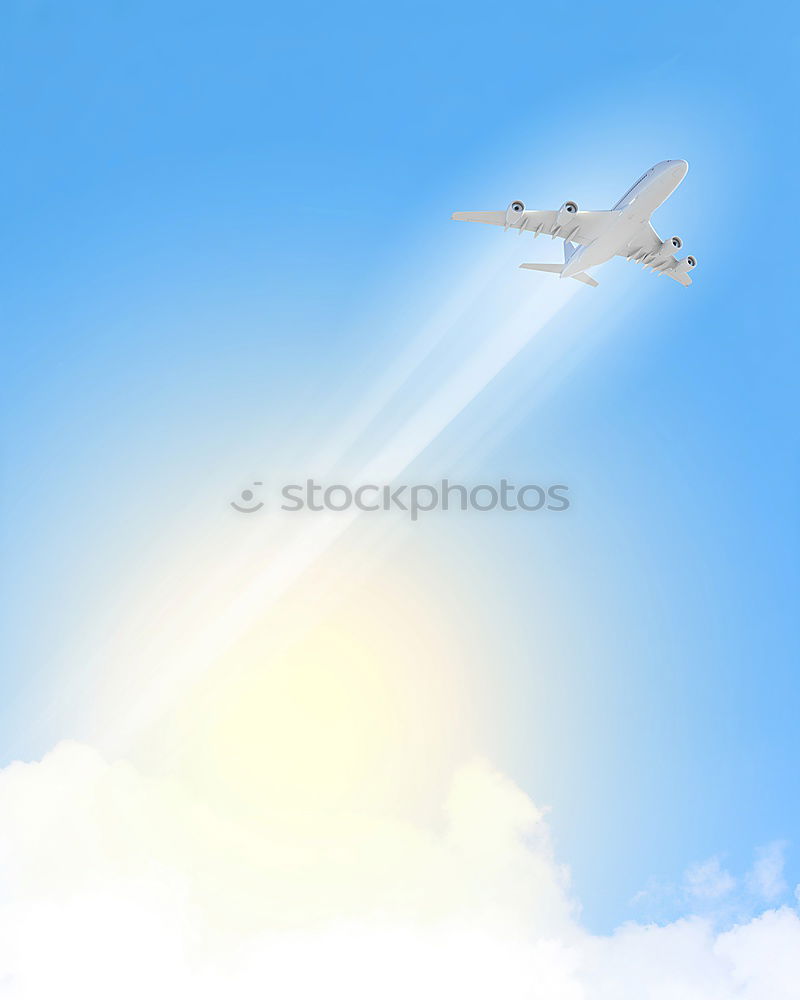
top-left (561, 160), bottom-right (688, 279)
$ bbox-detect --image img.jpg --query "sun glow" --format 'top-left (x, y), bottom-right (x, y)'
top-left (167, 571), bottom-right (474, 824)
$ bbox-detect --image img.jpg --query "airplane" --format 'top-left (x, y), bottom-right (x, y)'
top-left (452, 160), bottom-right (696, 288)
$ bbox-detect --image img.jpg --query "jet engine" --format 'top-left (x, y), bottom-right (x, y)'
top-left (556, 201), bottom-right (579, 226)
top-left (505, 200), bottom-right (525, 227)
top-left (673, 255), bottom-right (697, 274)
top-left (660, 235), bottom-right (683, 254)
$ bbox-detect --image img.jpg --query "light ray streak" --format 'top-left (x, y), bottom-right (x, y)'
top-left (104, 273), bottom-right (586, 748)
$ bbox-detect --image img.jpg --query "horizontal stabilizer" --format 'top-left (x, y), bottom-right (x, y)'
top-left (519, 262), bottom-right (598, 287)
top-left (519, 262), bottom-right (563, 274)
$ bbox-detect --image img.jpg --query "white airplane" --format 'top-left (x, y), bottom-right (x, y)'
top-left (452, 160), bottom-right (696, 287)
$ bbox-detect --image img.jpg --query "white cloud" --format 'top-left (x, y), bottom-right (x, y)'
top-left (0, 742), bottom-right (797, 999)
top-left (746, 840), bottom-right (788, 902)
top-left (683, 856), bottom-right (736, 901)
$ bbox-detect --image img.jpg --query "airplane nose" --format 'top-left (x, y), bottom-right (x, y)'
top-left (671, 159), bottom-right (689, 178)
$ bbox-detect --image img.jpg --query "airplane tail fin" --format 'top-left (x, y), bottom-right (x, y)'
top-left (564, 240), bottom-right (579, 263)
top-left (519, 262), bottom-right (599, 287)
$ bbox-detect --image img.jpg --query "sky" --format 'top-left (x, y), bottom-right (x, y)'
top-left (1, 0), bottom-right (799, 989)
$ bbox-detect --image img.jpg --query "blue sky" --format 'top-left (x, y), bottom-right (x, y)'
top-left (1, 1), bottom-right (798, 933)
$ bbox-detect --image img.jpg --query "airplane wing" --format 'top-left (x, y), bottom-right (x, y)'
top-left (664, 269), bottom-right (692, 287)
top-left (451, 209), bottom-right (617, 247)
top-left (618, 222), bottom-right (692, 286)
